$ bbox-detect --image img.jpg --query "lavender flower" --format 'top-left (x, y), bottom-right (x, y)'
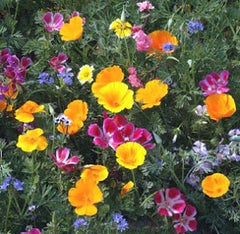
top-left (162, 42), bottom-right (175, 53)
top-left (38, 72), bottom-right (54, 85)
top-left (186, 173), bottom-right (200, 188)
top-left (73, 218), bottom-right (88, 229)
top-left (57, 67), bottom-right (74, 85)
top-left (0, 177), bottom-right (11, 191)
top-left (188, 20), bottom-right (204, 34)
top-left (192, 141), bottom-right (208, 156)
top-left (0, 177), bottom-right (24, 191)
top-left (111, 213), bottom-right (129, 232)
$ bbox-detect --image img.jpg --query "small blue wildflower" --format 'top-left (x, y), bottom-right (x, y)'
top-left (38, 72), bottom-right (54, 85)
top-left (0, 177), bottom-right (11, 191)
top-left (117, 218), bottom-right (129, 232)
top-left (28, 205), bottom-right (36, 212)
top-left (113, 213), bottom-right (123, 223)
top-left (162, 42), bottom-right (175, 53)
top-left (192, 141), bottom-right (208, 156)
top-left (188, 20), bottom-right (204, 34)
top-left (13, 178), bottom-right (24, 191)
top-left (0, 177), bottom-right (24, 191)
top-left (57, 67), bottom-right (74, 85)
top-left (111, 213), bottom-right (129, 232)
top-left (186, 173), bottom-right (200, 188)
top-left (73, 218), bottom-right (88, 229)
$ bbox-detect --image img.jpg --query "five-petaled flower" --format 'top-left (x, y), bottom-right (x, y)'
top-left (154, 187), bottom-right (186, 216)
top-left (49, 147), bottom-right (79, 173)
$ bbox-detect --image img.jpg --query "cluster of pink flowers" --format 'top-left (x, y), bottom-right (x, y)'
top-left (136, 1), bottom-right (155, 12)
top-left (154, 187), bottom-right (197, 233)
top-left (127, 67), bottom-right (143, 88)
top-left (0, 48), bottom-right (32, 84)
top-left (49, 147), bottom-right (79, 173)
top-left (131, 25), bottom-right (152, 52)
top-left (88, 114), bottom-right (155, 150)
top-left (20, 227), bottom-right (41, 234)
top-left (49, 52), bottom-right (68, 73)
top-left (199, 70), bottom-right (230, 97)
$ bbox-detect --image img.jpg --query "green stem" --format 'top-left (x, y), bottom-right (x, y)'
top-left (131, 170), bottom-right (139, 198)
top-left (170, 168), bottom-right (186, 193)
top-left (140, 191), bottom-right (156, 207)
top-left (123, 37), bottom-right (131, 67)
top-left (4, 189), bottom-right (12, 231)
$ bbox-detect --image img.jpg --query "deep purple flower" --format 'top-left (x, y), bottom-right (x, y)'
top-left (42, 12), bottom-right (64, 32)
top-left (188, 20), bottom-right (203, 34)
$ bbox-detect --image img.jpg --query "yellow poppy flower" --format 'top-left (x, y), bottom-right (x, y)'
top-left (120, 181), bottom-right (134, 197)
top-left (204, 93), bottom-right (236, 121)
top-left (109, 18), bottom-right (132, 38)
top-left (60, 16), bottom-right (83, 41)
top-left (201, 173), bottom-right (230, 198)
top-left (135, 79), bottom-right (168, 110)
top-left (97, 82), bottom-right (134, 113)
top-left (116, 142), bottom-right (147, 169)
top-left (16, 128), bottom-right (48, 152)
top-left (68, 178), bottom-right (103, 216)
top-left (15, 100), bottom-right (45, 123)
top-left (80, 165), bottom-right (109, 184)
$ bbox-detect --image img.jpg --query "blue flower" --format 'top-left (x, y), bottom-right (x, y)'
top-left (38, 72), bottom-right (54, 85)
top-left (188, 20), bottom-right (204, 34)
top-left (111, 213), bottom-right (129, 232)
top-left (57, 67), bottom-right (74, 85)
top-left (0, 177), bottom-right (11, 191)
top-left (73, 218), bottom-right (88, 229)
top-left (162, 42), bottom-right (175, 53)
top-left (0, 177), bottom-right (24, 191)
top-left (13, 178), bottom-right (24, 191)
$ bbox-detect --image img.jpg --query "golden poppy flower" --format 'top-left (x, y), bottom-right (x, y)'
top-left (109, 18), bottom-right (132, 38)
top-left (204, 93), bottom-right (236, 121)
top-left (97, 82), bottom-right (134, 113)
top-left (60, 16), bottom-right (83, 41)
top-left (201, 173), bottom-right (230, 198)
top-left (116, 142), bottom-right (147, 169)
top-left (16, 128), bottom-right (48, 152)
top-left (147, 30), bottom-right (178, 56)
top-left (77, 65), bottom-right (94, 84)
top-left (91, 65), bottom-right (124, 98)
top-left (68, 178), bottom-right (103, 216)
top-left (135, 79), bottom-right (168, 110)
top-left (0, 100), bottom-right (7, 112)
top-left (80, 165), bottom-right (109, 184)
top-left (15, 100), bottom-right (45, 123)
top-left (57, 99), bottom-right (88, 135)
top-left (120, 181), bottom-right (134, 197)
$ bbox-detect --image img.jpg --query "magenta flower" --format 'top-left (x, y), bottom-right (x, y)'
top-left (199, 70), bottom-right (230, 97)
top-left (88, 114), bottom-right (155, 150)
top-left (42, 12), bottom-right (64, 32)
top-left (127, 67), bottom-right (143, 88)
top-left (136, 1), bottom-right (155, 12)
top-left (154, 187), bottom-right (186, 217)
top-left (20, 228), bottom-right (41, 234)
top-left (173, 204), bottom-right (197, 233)
top-left (49, 52), bottom-right (68, 73)
top-left (49, 147), bottom-right (79, 173)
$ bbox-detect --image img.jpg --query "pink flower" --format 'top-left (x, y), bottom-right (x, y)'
top-left (49, 147), bottom-right (79, 173)
top-left (20, 228), bottom-right (41, 234)
top-left (49, 52), bottom-right (68, 73)
top-left (127, 67), bottom-right (143, 88)
top-left (42, 12), bottom-right (64, 32)
top-left (154, 187), bottom-right (186, 217)
top-left (66, 11), bottom-right (86, 25)
top-left (136, 1), bottom-right (155, 12)
top-left (199, 70), bottom-right (230, 97)
top-left (88, 114), bottom-right (155, 150)
top-left (173, 204), bottom-right (197, 233)
top-left (132, 30), bottom-right (152, 52)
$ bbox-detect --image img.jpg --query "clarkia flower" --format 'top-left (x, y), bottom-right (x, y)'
top-left (49, 52), bottom-right (68, 73)
top-left (109, 18), bottom-right (132, 38)
top-left (20, 228), bottom-right (41, 234)
top-left (42, 12), bottom-right (64, 32)
top-left (188, 20), bottom-right (203, 34)
top-left (173, 204), bottom-right (197, 233)
top-left (60, 16), bottom-right (84, 41)
top-left (49, 147), bottom-right (79, 173)
top-left (136, 1), bottom-right (155, 12)
top-left (154, 187), bottom-right (186, 216)
top-left (201, 173), bottom-right (230, 198)
top-left (77, 65), bottom-right (94, 84)
top-left (199, 70), bottom-right (230, 97)
top-left (135, 79), bottom-right (168, 110)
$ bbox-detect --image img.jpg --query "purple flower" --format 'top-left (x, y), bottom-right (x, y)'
top-left (73, 218), bottom-right (88, 228)
top-left (111, 213), bottom-right (129, 232)
top-left (192, 141), bottom-right (208, 156)
top-left (49, 52), bottom-right (68, 73)
top-left (195, 105), bottom-right (207, 117)
top-left (13, 178), bottom-right (24, 191)
top-left (0, 177), bottom-right (11, 191)
top-left (38, 72), bottom-right (54, 85)
top-left (42, 12), bottom-right (64, 32)
top-left (188, 20), bottom-right (204, 34)
top-left (186, 173), bottom-right (200, 188)
top-left (57, 67), bottom-right (74, 85)
top-left (0, 177), bottom-right (24, 191)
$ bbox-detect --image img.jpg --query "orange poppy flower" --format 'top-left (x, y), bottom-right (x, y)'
top-left (116, 142), bottom-right (147, 169)
top-left (57, 99), bottom-right (88, 135)
top-left (91, 65), bottom-right (124, 98)
top-left (15, 100), bottom-right (45, 123)
top-left (201, 173), bottom-right (230, 198)
top-left (80, 165), bottom-right (109, 184)
top-left (204, 93), bottom-right (236, 121)
top-left (120, 181), bottom-right (134, 197)
top-left (2, 82), bottom-right (18, 99)
top-left (97, 82), bottom-right (134, 113)
top-left (59, 16), bottom-right (83, 41)
top-left (0, 100), bottom-right (7, 112)
top-left (16, 128), bottom-right (48, 152)
top-left (135, 79), bottom-right (168, 110)
top-left (147, 30), bottom-right (178, 56)
top-left (68, 178), bottom-right (103, 216)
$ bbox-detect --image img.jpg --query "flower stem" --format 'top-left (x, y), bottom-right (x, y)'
top-left (140, 191), bottom-right (156, 207)
top-left (131, 170), bottom-right (139, 198)
top-left (4, 189), bottom-right (12, 231)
